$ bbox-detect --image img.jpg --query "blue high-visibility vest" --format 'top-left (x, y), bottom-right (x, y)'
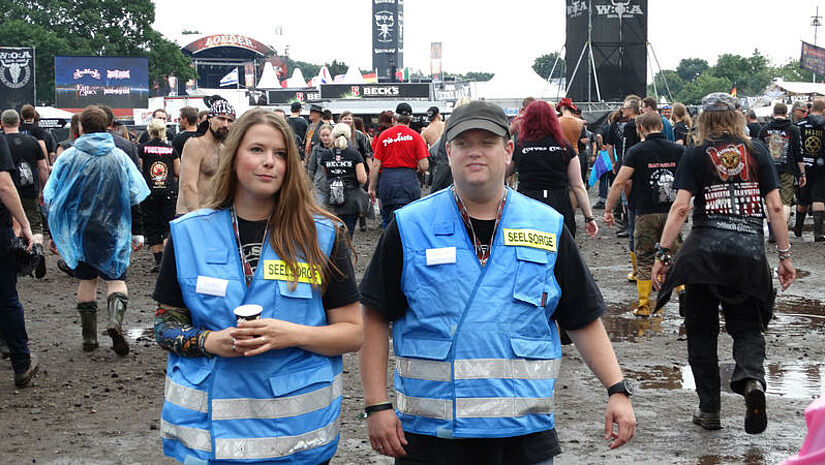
top-left (161, 208), bottom-right (342, 464)
top-left (394, 187), bottom-right (564, 439)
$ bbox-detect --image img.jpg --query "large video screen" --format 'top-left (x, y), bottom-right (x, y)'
top-left (55, 56), bottom-right (149, 109)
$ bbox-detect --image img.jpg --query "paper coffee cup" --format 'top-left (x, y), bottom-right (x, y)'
top-left (234, 304), bottom-right (263, 325)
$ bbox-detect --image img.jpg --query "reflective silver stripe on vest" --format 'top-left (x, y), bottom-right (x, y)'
top-left (454, 358), bottom-right (561, 380)
top-left (160, 419), bottom-right (212, 452)
top-left (456, 396), bottom-right (554, 418)
top-left (211, 374), bottom-right (343, 420)
top-left (165, 376), bottom-right (209, 413)
top-left (396, 391), bottom-right (453, 420)
top-left (396, 357), bottom-right (451, 381)
top-left (214, 419), bottom-right (339, 460)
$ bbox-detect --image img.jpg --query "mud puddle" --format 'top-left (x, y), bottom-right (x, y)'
top-left (127, 327), bottom-right (155, 342)
top-left (603, 300), bottom-right (685, 342)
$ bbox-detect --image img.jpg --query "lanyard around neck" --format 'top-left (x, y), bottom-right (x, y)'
top-left (451, 185), bottom-right (507, 267)
top-left (229, 205), bottom-right (272, 287)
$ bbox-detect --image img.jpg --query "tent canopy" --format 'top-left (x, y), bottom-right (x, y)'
top-left (257, 62), bottom-right (280, 89)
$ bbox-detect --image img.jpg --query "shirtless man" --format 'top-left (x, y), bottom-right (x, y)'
top-left (420, 106), bottom-right (444, 148)
top-left (175, 100), bottom-right (235, 215)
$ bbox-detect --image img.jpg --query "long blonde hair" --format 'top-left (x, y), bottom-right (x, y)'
top-left (207, 108), bottom-right (348, 290)
top-left (672, 102), bottom-right (692, 127)
top-left (331, 123), bottom-right (351, 151)
top-left (692, 109), bottom-right (751, 149)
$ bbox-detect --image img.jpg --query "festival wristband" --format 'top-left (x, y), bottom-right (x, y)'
top-left (365, 402), bottom-right (394, 416)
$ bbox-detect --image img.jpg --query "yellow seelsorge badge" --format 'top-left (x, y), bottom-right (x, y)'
top-left (502, 228), bottom-right (557, 252)
top-left (263, 260), bottom-right (322, 285)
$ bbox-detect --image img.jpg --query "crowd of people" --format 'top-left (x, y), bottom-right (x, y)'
top-left (0, 88), bottom-right (816, 463)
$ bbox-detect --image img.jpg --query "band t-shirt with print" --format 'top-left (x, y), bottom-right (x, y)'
top-left (139, 138), bottom-right (179, 196)
top-left (674, 137), bottom-right (779, 235)
top-left (622, 133), bottom-right (684, 215)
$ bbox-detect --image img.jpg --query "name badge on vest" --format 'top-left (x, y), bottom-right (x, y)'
top-left (263, 260), bottom-right (323, 285)
top-left (426, 247), bottom-right (456, 266)
top-left (503, 228), bottom-right (557, 252)
top-left (195, 276), bottom-right (228, 297)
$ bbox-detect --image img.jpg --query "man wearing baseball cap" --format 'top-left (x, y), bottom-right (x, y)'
top-left (175, 99), bottom-right (235, 215)
top-left (359, 100), bottom-right (636, 463)
top-left (421, 106), bottom-right (444, 148)
top-left (368, 102), bottom-right (429, 228)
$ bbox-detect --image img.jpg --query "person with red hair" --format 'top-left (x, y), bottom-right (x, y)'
top-left (509, 100), bottom-right (598, 238)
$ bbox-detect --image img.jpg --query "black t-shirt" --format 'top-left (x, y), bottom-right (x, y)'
top-left (757, 118), bottom-right (803, 175)
top-left (747, 122), bottom-right (763, 139)
top-left (320, 147), bottom-right (364, 191)
top-left (359, 217), bottom-right (606, 328)
top-left (0, 134), bottom-right (14, 228)
top-left (172, 130), bottom-right (197, 158)
top-left (623, 133), bottom-right (684, 215)
top-left (621, 117), bottom-right (641, 167)
top-left (673, 121), bottom-right (690, 145)
top-left (604, 119), bottom-right (630, 162)
top-left (795, 114), bottom-right (825, 170)
top-left (5, 132), bottom-right (44, 199)
top-left (674, 137), bottom-right (779, 233)
top-left (138, 138), bottom-right (179, 196)
top-left (152, 218), bottom-right (360, 311)
top-left (19, 122), bottom-right (47, 144)
top-left (287, 116), bottom-right (309, 142)
top-left (513, 136), bottom-right (574, 192)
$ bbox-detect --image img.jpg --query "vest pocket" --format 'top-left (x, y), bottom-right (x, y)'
top-left (396, 337), bottom-right (453, 361)
top-left (512, 247), bottom-right (549, 307)
top-left (277, 280), bottom-right (313, 299)
top-left (172, 356), bottom-right (214, 386)
top-left (510, 336), bottom-right (556, 360)
top-left (269, 362), bottom-right (334, 397)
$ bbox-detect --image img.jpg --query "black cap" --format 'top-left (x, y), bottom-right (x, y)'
top-left (445, 101), bottom-right (510, 141)
top-left (396, 102), bottom-right (413, 116)
top-left (309, 104), bottom-right (323, 114)
top-left (426, 106), bottom-right (440, 120)
top-left (290, 101), bottom-right (302, 112)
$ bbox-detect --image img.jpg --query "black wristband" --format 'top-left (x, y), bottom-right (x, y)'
top-left (365, 402), bottom-right (394, 416)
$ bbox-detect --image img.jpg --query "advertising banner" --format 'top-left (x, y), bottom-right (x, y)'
top-left (801, 41), bottom-right (825, 75)
top-left (0, 47), bottom-right (35, 110)
top-left (430, 42), bottom-right (442, 82)
top-left (372, 0), bottom-right (404, 81)
top-left (266, 88), bottom-right (322, 104)
top-left (320, 83), bottom-right (430, 99)
top-left (55, 56), bottom-right (149, 109)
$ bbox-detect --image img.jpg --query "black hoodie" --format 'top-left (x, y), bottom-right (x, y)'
top-left (796, 114), bottom-right (825, 170)
top-left (758, 117), bottom-right (803, 175)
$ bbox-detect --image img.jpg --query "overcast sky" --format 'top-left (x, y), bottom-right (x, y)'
top-left (152, 0), bottom-right (823, 79)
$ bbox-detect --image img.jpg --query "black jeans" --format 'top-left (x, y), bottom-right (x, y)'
top-left (0, 226), bottom-right (32, 374)
top-left (684, 284), bottom-right (766, 412)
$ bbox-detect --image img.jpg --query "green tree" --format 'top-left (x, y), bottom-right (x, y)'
top-left (676, 58), bottom-right (709, 82)
top-left (774, 59), bottom-right (815, 82)
top-left (464, 71), bottom-right (494, 81)
top-left (0, 0), bottom-right (195, 104)
top-left (646, 70), bottom-right (684, 100)
top-left (532, 52), bottom-right (566, 80)
top-left (325, 59), bottom-right (348, 78)
top-left (285, 57), bottom-right (319, 81)
top-left (712, 50), bottom-right (772, 96)
top-left (677, 71), bottom-right (732, 105)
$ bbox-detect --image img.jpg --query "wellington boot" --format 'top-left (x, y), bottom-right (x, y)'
top-left (792, 211), bottom-right (806, 238)
top-left (633, 279), bottom-right (652, 318)
top-left (627, 252), bottom-right (638, 282)
top-left (814, 212), bottom-right (825, 242)
top-left (106, 292), bottom-right (129, 356)
top-left (77, 301), bottom-right (98, 351)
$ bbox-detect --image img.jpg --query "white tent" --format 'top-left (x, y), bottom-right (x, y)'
top-left (474, 65), bottom-right (565, 100)
top-left (313, 66), bottom-right (333, 88)
top-left (257, 62), bottom-right (280, 89)
top-left (342, 65), bottom-right (365, 84)
top-left (285, 68), bottom-right (307, 88)
top-left (35, 106), bottom-right (75, 119)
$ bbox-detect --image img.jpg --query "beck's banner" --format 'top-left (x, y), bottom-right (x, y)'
top-left (320, 83), bottom-right (430, 99)
top-left (55, 56), bottom-right (149, 109)
top-left (0, 47), bottom-right (35, 111)
top-left (266, 88), bottom-right (322, 104)
top-left (801, 41), bottom-right (825, 75)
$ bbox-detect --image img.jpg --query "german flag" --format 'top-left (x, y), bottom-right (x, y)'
top-left (730, 87), bottom-right (737, 97)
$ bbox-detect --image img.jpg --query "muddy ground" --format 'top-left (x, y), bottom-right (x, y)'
top-left (3, 197), bottom-right (825, 465)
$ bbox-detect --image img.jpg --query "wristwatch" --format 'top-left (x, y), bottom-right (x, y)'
top-left (607, 379), bottom-right (634, 398)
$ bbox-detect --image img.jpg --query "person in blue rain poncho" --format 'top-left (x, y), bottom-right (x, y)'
top-left (44, 106), bottom-right (150, 356)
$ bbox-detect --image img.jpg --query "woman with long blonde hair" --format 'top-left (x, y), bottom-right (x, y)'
top-left (320, 123), bottom-right (368, 238)
top-left (153, 108), bottom-right (362, 465)
top-left (671, 102), bottom-right (692, 145)
top-left (307, 123), bottom-right (334, 204)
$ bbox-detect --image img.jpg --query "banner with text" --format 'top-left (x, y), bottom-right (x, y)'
top-left (55, 56), bottom-right (149, 109)
top-left (266, 88), bottom-right (322, 104)
top-left (801, 41), bottom-right (825, 75)
top-left (0, 47), bottom-right (36, 111)
top-left (320, 83), bottom-right (430, 99)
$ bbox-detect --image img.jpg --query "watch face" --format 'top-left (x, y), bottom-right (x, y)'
top-left (623, 380), bottom-right (635, 396)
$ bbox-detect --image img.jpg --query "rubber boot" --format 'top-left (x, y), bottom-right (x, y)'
top-left (106, 292), bottom-right (129, 356)
top-left (793, 211), bottom-right (806, 238)
top-left (77, 301), bottom-right (99, 351)
top-left (358, 213), bottom-right (367, 232)
top-left (814, 211), bottom-right (825, 242)
top-left (633, 280), bottom-right (652, 318)
top-left (627, 252), bottom-right (638, 282)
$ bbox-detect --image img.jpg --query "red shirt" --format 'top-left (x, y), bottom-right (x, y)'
top-left (373, 125), bottom-right (429, 168)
